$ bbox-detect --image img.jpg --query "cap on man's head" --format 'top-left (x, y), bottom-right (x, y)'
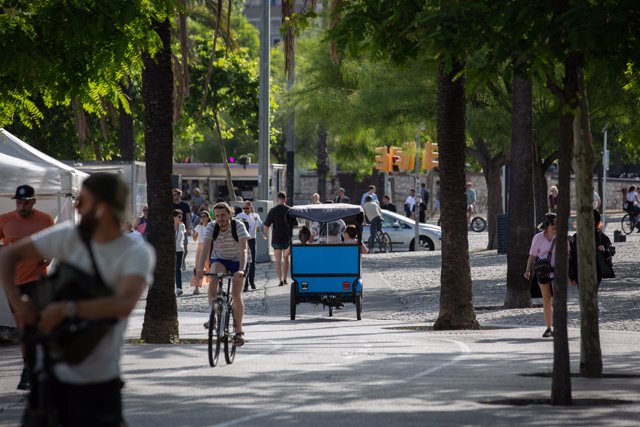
top-left (338, 188), bottom-right (345, 193)
top-left (12, 185), bottom-right (35, 200)
top-left (82, 173), bottom-right (129, 222)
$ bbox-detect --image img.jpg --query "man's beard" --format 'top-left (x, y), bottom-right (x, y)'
top-left (78, 203), bottom-right (100, 235)
top-left (17, 209), bottom-right (32, 217)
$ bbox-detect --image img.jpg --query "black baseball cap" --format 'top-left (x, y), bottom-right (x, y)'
top-left (12, 185), bottom-right (35, 200)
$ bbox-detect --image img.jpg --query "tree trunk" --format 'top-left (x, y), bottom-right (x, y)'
top-left (140, 18), bottom-right (179, 344)
top-left (533, 161), bottom-right (549, 222)
top-left (433, 59), bottom-right (479, 331)
top-left (574, 63), bottom-right (602, 378)
top-left (317, 123), bottom-right (329, 201)
top-left (504, 75), bottom-right (535, 308)
top-left (118, 80), bottom-right (135, 161)
top-left (550, 53), bottom-right (580, 406)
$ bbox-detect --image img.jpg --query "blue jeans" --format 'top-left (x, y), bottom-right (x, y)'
top-left (175, 251), bottom-right (183, 289)
top-left (368, 216), bottom-right (382, 249)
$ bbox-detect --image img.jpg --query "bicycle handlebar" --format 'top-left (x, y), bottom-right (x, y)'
top-left (203, 272), bottom-right (236, 278)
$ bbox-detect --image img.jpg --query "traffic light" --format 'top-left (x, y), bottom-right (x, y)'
top-left (374, 146), bottom-right (391, 172)
top-left (389, 146), bottom-right (402, 172)
top-left (421, 142), bottom-right (439, 171)
top-left (401, 141), bottom-right (416, 171)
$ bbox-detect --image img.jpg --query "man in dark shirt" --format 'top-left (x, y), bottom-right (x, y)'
top-left (172, 188), bottom-right (191, 270)
top-left (263, 191), bottom-right (293, 286)
top-left (380, 195), bottom-right (396, 213)
top-left (334, 188), bottom-right (350, 204)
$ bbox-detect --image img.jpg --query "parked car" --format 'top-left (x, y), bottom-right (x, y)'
top-left (362, 210), bottom-right (442, 251)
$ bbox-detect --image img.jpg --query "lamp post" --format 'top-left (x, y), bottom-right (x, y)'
top-left (258, 0), bottom-right (271, 200)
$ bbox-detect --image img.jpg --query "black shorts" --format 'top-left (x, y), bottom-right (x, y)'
top-left (9, 281), bottom-right (38, 314)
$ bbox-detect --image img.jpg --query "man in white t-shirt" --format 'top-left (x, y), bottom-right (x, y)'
top-left (196, 202), bottom-right (249, 346)
top-left (236, 201), bottom-right (263, 291)
top-left (0, 173), bottom-right (156, 427)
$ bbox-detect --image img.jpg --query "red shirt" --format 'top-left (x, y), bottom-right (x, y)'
top-left (0, 209), bottom-right (54, 285)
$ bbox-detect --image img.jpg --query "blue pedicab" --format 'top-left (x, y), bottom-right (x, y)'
top-left (287, 203), bottom-right (365, 320)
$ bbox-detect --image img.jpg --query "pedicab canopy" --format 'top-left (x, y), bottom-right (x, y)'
top-left (287, 203), bottom-right (364, 225)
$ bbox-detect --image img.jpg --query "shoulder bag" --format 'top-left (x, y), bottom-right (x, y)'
top-left (32, 228), bottom-right (116, 365)
top-left (532, 238), bottom-right (556, 279)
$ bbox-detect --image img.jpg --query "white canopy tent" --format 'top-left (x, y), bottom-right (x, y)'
top-left (0, 128), bottom-right (88, 222)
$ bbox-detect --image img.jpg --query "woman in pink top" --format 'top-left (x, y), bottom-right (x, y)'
top-left (524, 213), bottom-right (557, 338)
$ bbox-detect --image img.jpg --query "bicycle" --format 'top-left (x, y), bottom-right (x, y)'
top-left (204, 272), bottom-right (237, 367)
top-left (369, 228), bottom-right (392, 253)
top-left (621, 210), bottom-right (640, 235)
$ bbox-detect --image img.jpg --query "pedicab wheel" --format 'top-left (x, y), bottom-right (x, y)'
top-left (290, 284), bottom-right (297, 320)
top-left (208, 304), bottom-right (222, 367)
top-left (471, 217), bottom-right (487, 232)
top-left (355, 294), bottom-right (362, 321)
top-left (621, 214), bottom-right (635, 235)
top-left (224, 306), bottom-right (236, 364)
top-left (329, 306), bottom-right (333, 317)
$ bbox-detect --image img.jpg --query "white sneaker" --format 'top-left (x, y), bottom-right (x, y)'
top-left (176, 288), bottom-right (183, 296)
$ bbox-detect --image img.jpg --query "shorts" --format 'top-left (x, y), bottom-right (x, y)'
top-left (210, 258), bottom-right (246, 274)
top-left (272, 242), bottom-right (289, 250)
top-left (9, 281), bottom-right (38, 313)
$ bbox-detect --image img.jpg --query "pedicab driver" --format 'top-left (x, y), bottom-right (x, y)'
top-left (196, 202), bottom-right (249, 347)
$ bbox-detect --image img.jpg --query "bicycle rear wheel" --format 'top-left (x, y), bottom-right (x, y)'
top-left (208, 303), bottom-right (222, 367)
top-left (224, 304), bottom-right (236, 364)
top-left (471, 217), bottom-right (487, 232)
top-left (621, 214), bottom-right (635, 235)
top-left (378, 232), bottom-right (392, 253)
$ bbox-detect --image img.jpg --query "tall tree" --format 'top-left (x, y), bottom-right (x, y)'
top-left (140, 17), bottom-right (178, 343)
top-left (504, 74), bottom-right (535, 308)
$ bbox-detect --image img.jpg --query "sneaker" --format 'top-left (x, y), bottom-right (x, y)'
top-left (176, 288), bottom-right (183, 296)
top-left (278, 281), bottom-right (284, 286)
top-left (542, 328), bottom-right (552, 338)
top-left (283, 279), bottom-right (288, 285)
top-left (181, 259), bottom-right (187, 271)
top-left (193, 287), bottom-right (200, 295)
top-left (16, 367), bottom-right (31, 391)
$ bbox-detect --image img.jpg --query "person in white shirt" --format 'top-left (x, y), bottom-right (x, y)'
top-left (363, 196), bottom-right (383, 250)
top-left (0, 173), bottom-right (155, 427)
top-left (236, 201), bottom-right (263, 290)
top-left (191, 211), bottom-right (212, 294)
top-left (174, 209), bottom-right (186, 296)
top-left (626, 185), bottom-right (640, 215)
top-left (404, 189), bottom-right (417, 218)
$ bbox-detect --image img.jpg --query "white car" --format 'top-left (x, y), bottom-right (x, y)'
top-left (362, 210), bottom-right (442, 251)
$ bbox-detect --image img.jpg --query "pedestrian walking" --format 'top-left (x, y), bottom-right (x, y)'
top-left (569, 209), bottom-right (614, 294)
top-left (404, 189), bottom-right (417, 219)
top-left (524, 212), bottom-right (557, 338)
top-left (174, 209), bottom-right (186, 296)
top-left (548, 185), bottom-right (558, 213)
top-left (334, 188), bottom-right (350, 204)
top-left (0, 173), bottom-right (155, 426)
top-left (172, 188), bottom-right (191, 271)
top-left (237, 201), bottom-right (263, 291)
top-left (133, 204), bottom-right (148, 238)
top-left (360, 185), bottom-right (378, 206)
top-left (263, 192), bottom-right (295, 286)
top-left (191, 211), bottom-right (212, 295)
top-left (0, 184), bottom-right (54, 390)
top-left (380, 195), bottom-right (396, 213)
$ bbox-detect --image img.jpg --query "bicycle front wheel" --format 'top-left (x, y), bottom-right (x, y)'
top-left (208, 303), bottom-right (222, 367)
top-left (621, 214), bottom-right (634, 235)
top-left (378, 232), bottom-right (392, 253)
top-left (471, 217), bottom-right (487, 232)
top-left (224, 304), bottom-right (236, 364)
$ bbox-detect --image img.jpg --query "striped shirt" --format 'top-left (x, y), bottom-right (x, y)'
top-left (203, 220), bottom-right (249, 261)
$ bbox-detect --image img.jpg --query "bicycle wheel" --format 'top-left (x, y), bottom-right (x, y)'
top-left (621, 214), bottom-right (634, 235)
top-left (378, 232), bottom-right (392, 253)
top-left (224, 304), bottom-right (236, 364)
top-left (471, 217), bottom-right (487, 232)
top-left (207, 303), bottom-right (222, 367)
